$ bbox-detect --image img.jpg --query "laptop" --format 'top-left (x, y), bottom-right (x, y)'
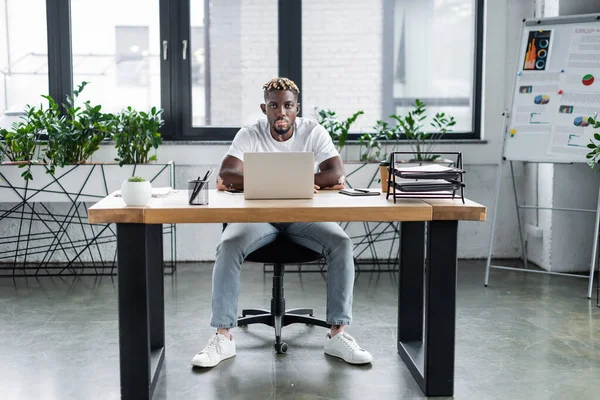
top-left (244, 152), bottom-right (315, 199)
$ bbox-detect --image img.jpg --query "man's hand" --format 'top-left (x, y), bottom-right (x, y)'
top-left (314, 184), bottom-right (320, 193)
top-left (314, 156), bottom-right (346, 190)
top-left (216, 176), bottom-right (229, 191)
top-left (218, 155), bottom-right (244, 191)
top-left (325, 181), bottom-right (345, 190)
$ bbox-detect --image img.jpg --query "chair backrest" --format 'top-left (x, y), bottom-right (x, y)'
top-left (222, 223), bottom-right (323, 264)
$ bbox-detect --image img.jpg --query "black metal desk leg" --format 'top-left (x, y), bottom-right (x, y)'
top-left (117, 223), bottom-right (165, 400)
top-left (147, 224), bottom-right (165, 350)
top-left (424, 220), bottom-right (458, 396)
top-left (398, 222), bottom-right (425, 343)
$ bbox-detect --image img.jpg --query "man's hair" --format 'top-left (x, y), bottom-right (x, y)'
top-left (262, 77), bottom-right (300, 99)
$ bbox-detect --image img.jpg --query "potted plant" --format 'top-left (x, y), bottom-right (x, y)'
top-left (314, 107), bottom-right (364, 156)
top-left (33, 82), bottom-right (116, 175)
top-left (357, 120), bottom-right (396, 192)
top-left (389, 99), bottom-right (456, 162)
top-left (0, 81), bottom-right (116, 182)
top-left (120, 176), bottom-right (152, 206)
top-left (0, 121), bottom-right (42, 180)
top-left (0, 85), bottom-right (173, 275)
top-left (113, 106), bottom-right (164, 166)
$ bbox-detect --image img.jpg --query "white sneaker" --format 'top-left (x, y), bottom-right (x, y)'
top-left (324, 332), bottom-right (373, 365)
top-left (191, 333), bottom-right (236, 368)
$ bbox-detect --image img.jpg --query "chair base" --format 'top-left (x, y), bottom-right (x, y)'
top-left (238, 308), bottom-right (330, 353)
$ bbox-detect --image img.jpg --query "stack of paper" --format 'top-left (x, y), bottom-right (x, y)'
top-left (391, 164), bottom-right (464, 195)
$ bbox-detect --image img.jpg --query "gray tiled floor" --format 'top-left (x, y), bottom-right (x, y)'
top-left (1, 260), bottom-right (599, 400)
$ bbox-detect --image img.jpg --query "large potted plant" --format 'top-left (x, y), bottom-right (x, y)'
top-left (389, 99), bottom-right (456, 162)
top-left (0, 121), bottom-right (41, 180)
top-left (0, 82), bottom-right (114, 181)
top-left (0, 83), bottom-right (174, 275)
top-left (357, 119), bottom-right (398, 191)
top-left (32, 82), bottom-right (115, 171)
top-left (113, 106), bottom-right (163, 166)
top-left (0, 82), bottom-right (171, 202)
top-left (314, 107), bottom-right (364, 157)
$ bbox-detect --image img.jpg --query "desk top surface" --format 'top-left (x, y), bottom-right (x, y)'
top-left (88, 189), bottom-right (486, 224)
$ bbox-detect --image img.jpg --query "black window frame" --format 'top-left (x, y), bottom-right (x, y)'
top-left (42, 0), bottom-right (483, 142)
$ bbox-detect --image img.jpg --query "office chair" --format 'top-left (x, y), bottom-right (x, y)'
top-left (223, 224), bottom-right (331, 353)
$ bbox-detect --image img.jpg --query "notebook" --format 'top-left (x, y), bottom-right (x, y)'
top-left (339, 188), bottom-right (381, 196)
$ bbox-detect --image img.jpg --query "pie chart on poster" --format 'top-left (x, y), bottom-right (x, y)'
top-left (534, 95), bottom-right (550, 105)
top-left (582, 74), bottom-right (595, 86)
top-left (573, 116), bottom-right (590, 127)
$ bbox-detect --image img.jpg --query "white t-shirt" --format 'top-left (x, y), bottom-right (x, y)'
top-left (225, 117), bottom-right (339, 166)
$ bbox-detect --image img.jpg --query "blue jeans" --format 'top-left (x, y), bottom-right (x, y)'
top-left (211, 222), bottom-right (355, 328)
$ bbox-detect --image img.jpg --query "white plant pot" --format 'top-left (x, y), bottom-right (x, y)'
top-left (120, 180), bottom-right (152, 206)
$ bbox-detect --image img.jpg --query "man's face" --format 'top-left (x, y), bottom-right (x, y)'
top-left (261, 90), bottom-right (299, 136)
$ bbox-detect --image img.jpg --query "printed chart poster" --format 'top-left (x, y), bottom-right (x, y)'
top-left (509, 71), bottom-right (560, 136)
top-left (548, 27), bottom-right (600, 157)
top-left (523, 30), bottom-right (552, 71)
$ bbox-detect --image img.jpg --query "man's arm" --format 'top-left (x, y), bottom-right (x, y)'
top-left (314, 155), bottom-right (346, 190)
top-left (216, 155), bottom-right (244, 191)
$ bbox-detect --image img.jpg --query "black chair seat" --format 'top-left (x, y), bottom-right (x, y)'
top-left (245, 236), bottom-right (323, 264)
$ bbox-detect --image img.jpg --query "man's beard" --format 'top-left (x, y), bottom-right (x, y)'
top-left (273, 119), bottom-right (290, 135)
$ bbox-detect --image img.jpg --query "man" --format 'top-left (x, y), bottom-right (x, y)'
top-left (191, 77), bottom-right (372, 368)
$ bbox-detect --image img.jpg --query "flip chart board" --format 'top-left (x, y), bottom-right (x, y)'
top-left (504, 14), bottom-right (600, 163)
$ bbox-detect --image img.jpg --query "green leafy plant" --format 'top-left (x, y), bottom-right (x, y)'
top-left (0, 122), bottom-right (42, 180)
top-left (0, 123), bottom-right (38, 162)
top-left (113, 106), bottom-right (163, 166)
top-left (314, 107), bottom-right (364, 153)
top-left (25, 82), bottom-right (116, 175)
top-left (585, 117), bottom-right (600, 168)
top-left (127, 176), bottom-right (147, 182)
top-left (358, 120), bottom-right (394, 162)
top-left (389, 99), bottom-right (456, 161)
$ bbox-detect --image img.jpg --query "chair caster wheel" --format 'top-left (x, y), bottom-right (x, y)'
top-left (274, 342), bottom-right (288, 354)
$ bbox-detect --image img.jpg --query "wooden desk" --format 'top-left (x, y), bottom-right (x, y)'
top-left (88, 190), bottom-right (485, 399)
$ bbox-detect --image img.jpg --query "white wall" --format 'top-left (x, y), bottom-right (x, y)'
top-left (548, 0), bottom-right (600, 272)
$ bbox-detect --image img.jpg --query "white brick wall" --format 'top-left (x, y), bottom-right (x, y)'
top-left (207, 0), bottom-right (383, 130)
top-left (302, 0), bottom-right (383, 131)
top-left (209, 0), bottom-right (243, 125)
top-left (207, 0), bottom-right (278, 126)
top-left (240, 0), bottom-right (278, 125)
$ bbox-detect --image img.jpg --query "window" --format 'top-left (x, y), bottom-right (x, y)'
top-left (187, 0), bottom-right (278, 130)
top-left (390, 0), bottom-right (481, 134)
top-left (70, 0), bottom-right (160, 114)
top-left (115, 26), bottom-right (150, 87)
top-left (0, 0), bottom-right (48, 128)
top-left (16, 0), bottom-right (482, 140)
top-left (190, 27), bottom-right (205, 88)
top-left (302, 0), bottom-right (482, 137)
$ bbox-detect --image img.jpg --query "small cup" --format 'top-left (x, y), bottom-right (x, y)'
top-left (379, 161), bottom-right (390, 193)
top-left (188, 179), bottom-right (209, 205)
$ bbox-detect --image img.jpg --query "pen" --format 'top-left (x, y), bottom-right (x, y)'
top-left (189, 175), bottom-right (202, 203)
top-left (354, 188), bottom-right (371, 193)
top-left (190, 168), bottom-right (215, 203)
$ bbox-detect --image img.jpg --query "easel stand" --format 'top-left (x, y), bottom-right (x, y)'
top-left (485, 114), bottom-right (600, 299)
